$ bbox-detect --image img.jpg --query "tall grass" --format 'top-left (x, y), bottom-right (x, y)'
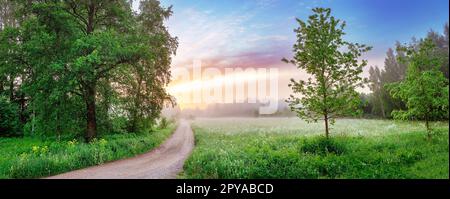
top-left (0, 124), bottom-right (176, 179)
top-left (182, 118), bottom-right (449, 179)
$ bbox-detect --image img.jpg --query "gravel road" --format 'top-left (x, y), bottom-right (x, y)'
top-left (46, 120), bottom-right (194, 179)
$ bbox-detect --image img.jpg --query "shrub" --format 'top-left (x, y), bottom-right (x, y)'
top-left (158, 117), bottom-right (169, 129)
top-left (0, 96), bottom-right (21, 137)
top-left (300, 136), bottom-right (346, 155)
top-left (110, 116), bottom-right (128, 134)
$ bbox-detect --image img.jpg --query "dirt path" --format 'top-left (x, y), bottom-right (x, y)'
top-left (46, 120), bottom-right (194, 179)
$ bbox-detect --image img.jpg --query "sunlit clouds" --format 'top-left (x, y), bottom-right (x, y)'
top-left (151, 0), bottom-right (449, 108)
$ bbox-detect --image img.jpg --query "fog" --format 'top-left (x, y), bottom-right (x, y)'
top-left (161, 100), bottom-right (295, 119)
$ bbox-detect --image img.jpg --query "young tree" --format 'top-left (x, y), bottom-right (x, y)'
top-left (284, 8), bottom-right (371, 138)
top-left (388, 39), bottom-right (449, 139)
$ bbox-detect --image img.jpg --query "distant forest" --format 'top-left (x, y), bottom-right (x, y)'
top-left (363, 23), bottom-right (449, 119)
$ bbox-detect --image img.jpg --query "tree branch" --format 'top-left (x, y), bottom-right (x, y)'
top-left (62, 1), bottom-right (88, 34)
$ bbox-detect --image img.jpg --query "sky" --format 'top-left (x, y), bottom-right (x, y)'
top-left (133, 0), bottom-right (449, 109)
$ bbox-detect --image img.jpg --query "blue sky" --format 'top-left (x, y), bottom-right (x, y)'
top-left (151, 0), bottom-right (448, 69)
top-left (133, 0), bottom-right (449, 100)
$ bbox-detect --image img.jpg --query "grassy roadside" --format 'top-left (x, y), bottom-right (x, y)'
top-left (0, 123), bottom-right (176, 179)
top-left (182, 118), bottom-right (449, 179)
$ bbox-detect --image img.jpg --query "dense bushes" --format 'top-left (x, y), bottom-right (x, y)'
top-left (0, 96), bottom-right (21, 137)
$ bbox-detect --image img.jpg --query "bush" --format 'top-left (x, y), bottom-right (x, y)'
top-left (300, 136), bottom-right (346, 155)
top-left (158, 117), bottom-right (169, 129)
top-left (110, 116), bottom-right (128, 134)
top-left (0, 96), bottom-right (21, 137)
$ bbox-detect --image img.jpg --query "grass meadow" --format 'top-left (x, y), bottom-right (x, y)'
top-left (182, 118), bottom-right (449, 179)
top-left (0, 124), bottom-right (176, 179)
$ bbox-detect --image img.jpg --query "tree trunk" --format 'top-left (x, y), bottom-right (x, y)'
top-left (0, 79), bottom-right (4, 93)
top-left (324, 113), bottom-right (329, 139)
top-left (130, 75), bottom-right (143, 133)
top-left (85, 85), bottom-right (97, 142)
top-left (425, 106), bottom-right (432, 140)
top-left (19, 92), bottom-right (26, 124)
top-left (86, 2), bottom-right (95, 34)
top-left (31, 103), bottom-right (35, 135)
top-left (9, 78), bottom-right (14, 101)
top-left (56, 103), bottom-right (61, 141)
top-left (83, 2), bottom-right (97, 142)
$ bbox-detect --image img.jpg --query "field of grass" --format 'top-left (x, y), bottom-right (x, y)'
top-left (183, 118), bottom-right (449, 179)
top-left (0, 124), bottom-right (176, 179)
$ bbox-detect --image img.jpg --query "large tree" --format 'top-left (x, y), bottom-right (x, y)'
top-left (388, 39), bottom-right (449, 139)
top-left (61, 0), bottom-right (140, 141)
top-left (0, 0), bottom-right (176, 141)
top-left (9, 0), bottom-right (139, 141)
top-left (285, 8), bottom-right (371, 138)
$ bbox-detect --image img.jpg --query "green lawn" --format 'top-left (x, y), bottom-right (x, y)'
top-left (0, 124), bottom-right (176, 179)
top-left (182, 118), bottom-right (449, 179)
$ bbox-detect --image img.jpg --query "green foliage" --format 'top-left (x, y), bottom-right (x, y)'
top-left (158, 117), bottom-right (169, 129)
top-left (367, 24), bottom-right (449, 119)
top-left (109, 116), bottom-right (128, 134)
top-left (0, 96), bottom-right (21, 136)
top-left (118, 0), bottom-right (177, 133)
top-left (285, 8), bottom-right (371, 137)
top-left (387, 39), bottom-right (449, 132)
top-left (300, 136), bottom-right (346, 155)
top-left (182, 118), bottom-right (449, 179)
top-left (0, 123), bottom-right (175, 179)
top-left (0, 0), bottom-right (177, 140)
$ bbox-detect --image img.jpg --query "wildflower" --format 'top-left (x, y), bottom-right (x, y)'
top-left (19, 153), bottom-right (28, 160)
top-left (32, 146), bottom-right (40, 154)
top-left (90, 138), bottom-right (98, 144)
top-left (99, 138), bottom-right (108, 146)
top-left (41, 145), bottom-right (49, 153)
top-left (68, 139), bottom-right (78, 147)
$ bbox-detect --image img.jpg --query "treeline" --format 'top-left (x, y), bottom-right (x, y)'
top-left (177, 100), bottom-right (296, 118)
top-left (0, 0), bottom-right (177, 141)
top-left (362, 23), bottom-right (449, 120)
